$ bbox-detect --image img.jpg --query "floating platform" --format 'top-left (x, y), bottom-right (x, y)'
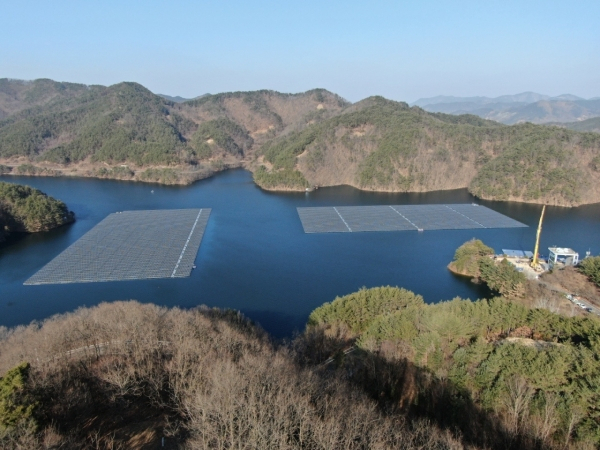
top-left (297, 204), bottom-right (526, 233)
top-left (25, 209), bottom-right (211, 285)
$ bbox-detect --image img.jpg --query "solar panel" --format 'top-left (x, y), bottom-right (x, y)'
top-left (25, 209), bottom-right (211, 285)
top-left (297, 207), bottom-right (350, 233)
top-left (336, 206), bottom-right (416, 232)
top-left (449, 204), bottom-right (525, 228)
top-left (297, 204), bottom-right (526, 233)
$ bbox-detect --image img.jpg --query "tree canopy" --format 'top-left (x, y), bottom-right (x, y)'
top-left (308, 286), bottom-right (600, 447)
top-left (579, 256), bottom-right (600, 287)
top-left (0, 182), bottom-right (74, 239)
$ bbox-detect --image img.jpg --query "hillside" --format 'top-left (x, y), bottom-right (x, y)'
top-left (0, 301), bottom-right (465, 449)
top-left (0, 78), bottom-right (91, 120)
top-left (0, 78), bottom-right (347, 185)
top-left (256, 97), bottom-right (600, 206)
top-left (0, 181), bottom-right (74, 242)
top-left (178, 88), bottom-right (349, 146)
top-left (308, 286), bottom-right (600, 449)
top-left (2, 288), bottom-right (598, 449)
top-left (1, 79), bottom-right (600, 205)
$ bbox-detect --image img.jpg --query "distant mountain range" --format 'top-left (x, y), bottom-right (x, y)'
top-left (412, 92), bottom-right (600, 125)
top-left (157, 93), bottom-right (209, 103)
top-left (550, 116), bottom-right (600, 133)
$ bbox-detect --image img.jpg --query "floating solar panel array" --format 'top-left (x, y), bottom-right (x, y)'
top-left (25, 209), bottom-right (211, 285)
top-left (297, 204), bottom-right (526, 233)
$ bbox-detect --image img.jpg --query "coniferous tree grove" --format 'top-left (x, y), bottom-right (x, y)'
top-left (0, 182), bottom-right (74, 241)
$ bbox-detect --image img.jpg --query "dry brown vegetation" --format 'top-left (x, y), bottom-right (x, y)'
top-left (175, 90), bottom-right (347, 149)
top-left (0, 301), bottom-right (468, 449)
top-left (540, 266), bottom-right (600, 307)
top-left (3, 291), bottom-right (600, 449)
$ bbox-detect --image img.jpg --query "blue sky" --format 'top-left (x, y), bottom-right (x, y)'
top-left (2, 1), bottom-right (598, 102)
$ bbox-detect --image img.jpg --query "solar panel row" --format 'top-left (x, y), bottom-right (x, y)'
top-left (297, 204), bottom-right (526, 233)
top-left (24, 204), bottom-right (526, 286)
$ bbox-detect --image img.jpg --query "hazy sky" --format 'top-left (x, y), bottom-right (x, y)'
top-left (2, 1), bottom-right (599, 102)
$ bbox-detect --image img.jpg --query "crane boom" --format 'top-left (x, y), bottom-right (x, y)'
top-left (531, 205), bottom-right (546, 269)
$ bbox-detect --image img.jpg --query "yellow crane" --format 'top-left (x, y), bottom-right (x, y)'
top-left (531, 205), bottom-right (546, 270)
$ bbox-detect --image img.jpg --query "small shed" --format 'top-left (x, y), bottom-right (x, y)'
top-left (548, 247), bottom-right (579, 269)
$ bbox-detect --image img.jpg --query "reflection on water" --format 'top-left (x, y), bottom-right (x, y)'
top-left (1, 170), bottom-right (599, 337)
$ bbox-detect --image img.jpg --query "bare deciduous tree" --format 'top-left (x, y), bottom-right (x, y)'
top-left (502, 375), bottom-right (534, 435)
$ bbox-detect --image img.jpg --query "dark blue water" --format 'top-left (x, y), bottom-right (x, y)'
top-left (2, 170), bottom-right (599, 337)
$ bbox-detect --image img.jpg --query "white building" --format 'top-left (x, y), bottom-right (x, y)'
top-left (547, 247), bottom-right (579, 269)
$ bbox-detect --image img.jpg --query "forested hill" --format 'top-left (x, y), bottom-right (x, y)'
top-left (307, 286), bottom-right (600, 449)
top-left (1, 79), bottom-right (600, 205)
top-left (0, 78), bottom-right (347, 184)
top-left (0, 181), bottom-right (74, 242)
top-left (0, 78), bottom-right (91, 119)
top-left (256, 97), bottom-right (600, 206)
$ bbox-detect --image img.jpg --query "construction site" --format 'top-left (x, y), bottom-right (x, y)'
top-left (500, 205), bottom-right (599, 316)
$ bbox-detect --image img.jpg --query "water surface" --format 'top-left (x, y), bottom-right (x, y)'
top-left (2, 170), bottom-right (599, 337)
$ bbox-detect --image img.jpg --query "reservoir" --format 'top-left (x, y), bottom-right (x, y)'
top-left (2, 170), bottom-right (599, 337)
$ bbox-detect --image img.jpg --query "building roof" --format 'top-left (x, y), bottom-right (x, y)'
top-left (548, 247), bottom-right (578, 255)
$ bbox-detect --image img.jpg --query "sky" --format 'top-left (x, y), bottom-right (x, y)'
top-left (2, 0), bottom-right (599, 103)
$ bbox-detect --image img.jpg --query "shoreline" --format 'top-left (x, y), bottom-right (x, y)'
top-left (0, 158), bottom-right (242, 186)
top-left (1, 159), bottom-right (597, 207)
top-left (447, 262), bottom-right (478, 280)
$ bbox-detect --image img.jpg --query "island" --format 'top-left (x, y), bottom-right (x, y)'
top-left (0, 181), bottom-right (74, 243)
